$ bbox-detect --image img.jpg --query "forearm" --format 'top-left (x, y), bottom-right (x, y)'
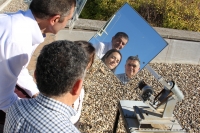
top-left (17, 68), bottom-right (39, 97)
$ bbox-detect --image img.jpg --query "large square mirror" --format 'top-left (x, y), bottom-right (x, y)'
top-left (89, 3), bottom-right (168, 84)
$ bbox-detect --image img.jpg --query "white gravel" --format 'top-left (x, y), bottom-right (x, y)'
top-left (0, 0), bottom-right (28, 13)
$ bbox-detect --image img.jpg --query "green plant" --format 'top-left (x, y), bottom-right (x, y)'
top-left (80, 0), bottom-right (200, 32)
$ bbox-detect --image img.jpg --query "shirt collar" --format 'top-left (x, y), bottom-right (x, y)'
top-left (35, 94), bottom-right (76, 118)
top-left (125, 73), bottom-right (131, 80)
top-left (23, 9), bottom-right (44, 45)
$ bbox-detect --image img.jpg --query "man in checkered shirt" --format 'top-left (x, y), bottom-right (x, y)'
top-left (4, 40), bottom-right (88, 133)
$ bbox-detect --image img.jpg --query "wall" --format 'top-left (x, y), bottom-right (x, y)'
top-left (56, 19), bottom-right (200, 64)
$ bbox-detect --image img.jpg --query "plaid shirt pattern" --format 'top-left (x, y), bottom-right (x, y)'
top-left (117, 73), bottom-right (131, 84)
top-left (4, 94), bottom-right (80, 133)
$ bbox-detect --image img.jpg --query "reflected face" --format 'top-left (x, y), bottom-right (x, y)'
top-left (112, 37), bottom-right (128, 50)
top-left (125, 60), bottom-right (140, 78)
top-left (104, 52), bottom-right (121, 70)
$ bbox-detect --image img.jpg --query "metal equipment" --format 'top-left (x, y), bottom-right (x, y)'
top-left (68, 0), bottom-right (87, 30)
top-left (113, 64), bottom-right (186, 133)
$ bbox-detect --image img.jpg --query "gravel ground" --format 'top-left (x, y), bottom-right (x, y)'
top-left (0, 0), bottom-right (6, 6)
top-left (0, 0), bottom-right (28, 13)
top-left (80, 59), bottom-right (200, 133)
top-left (1, 0), bottom-right (200, 133)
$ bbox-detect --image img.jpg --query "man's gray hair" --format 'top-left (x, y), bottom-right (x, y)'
top-left (35, 40), bottom-right (88, 97)
top-left (126, 56), bottom-right (140, 63)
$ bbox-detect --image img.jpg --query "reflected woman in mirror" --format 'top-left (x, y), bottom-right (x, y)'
top-left (101, 49), bottom-right (122, 73)
top-left (71, 41), bottom-right (95, 127)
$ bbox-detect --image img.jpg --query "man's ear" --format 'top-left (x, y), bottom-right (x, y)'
top-left (49, 15), bottom-right (61, 25)
top-left (71, 79), bottom-right (83, 95)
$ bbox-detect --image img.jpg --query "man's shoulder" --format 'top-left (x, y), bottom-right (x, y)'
top-left (117, 73), bottom-right (126, 77)
top-left (7, 98), bottom-right (79, 132)
top-left (3, 10), bottom-right (25, 21)
top-left (0, 10), bottom-right (28, 35)
top-left (8, 98), bottom-right (34, 114)
top-left (0, 14), bottom-right (12, 31)
top-left (100, 42), bottom-right (111, 47)
top-left (94, 42), bottom-right (110, 47)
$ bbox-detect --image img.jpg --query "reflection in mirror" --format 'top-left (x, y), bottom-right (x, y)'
top-left (89, 3), bottom-right (168, 84)
top-left (101, 49), bottom-right (122, 73)
top-left (117, 56), bottom-right (140, 84)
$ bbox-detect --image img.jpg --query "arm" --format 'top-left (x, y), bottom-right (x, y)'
top-left (0, 15), bottom-right (21, 111)
top-left (17, 68), bottom-right (39, 97)
top-left (0, 11), bottom-right (42, 111)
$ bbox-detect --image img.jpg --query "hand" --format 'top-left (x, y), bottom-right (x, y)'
top-left (32, 92), bottom-right (39, 98)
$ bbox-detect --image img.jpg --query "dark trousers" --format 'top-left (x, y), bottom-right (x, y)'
top-left (0, 85), bottom-right (31, 124)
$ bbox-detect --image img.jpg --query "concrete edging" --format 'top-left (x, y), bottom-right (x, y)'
top-left (67, 19), bottom-right (200, 42)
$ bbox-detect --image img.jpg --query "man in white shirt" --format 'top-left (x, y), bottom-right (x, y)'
top-left (0, 0), bottom-right (75, 115)
top-left (117, 56), bottom-right (140, 84)
top-left (93, 32), bottom-right (129, 58)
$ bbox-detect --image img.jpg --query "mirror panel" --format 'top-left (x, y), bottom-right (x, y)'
top-left (89, 3), bottom-right (168, 78)
top-left (69, 0), bottom-right (88, 30)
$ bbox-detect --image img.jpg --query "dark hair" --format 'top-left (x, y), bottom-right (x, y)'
top-left (35, 40), bottom-right (88, 97)
top-left (113, 32), bottom-right (129, 42)
top-left (29, 0), bottom-right (76, 22)
top-left (101, 49), bottom-right (122, 72)
top-left (126, 56), bottom-right (140, 64)
top-left (74, 41), bottom-right (95, 69)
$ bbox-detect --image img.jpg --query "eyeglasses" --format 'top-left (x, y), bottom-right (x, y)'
top-left (127, 64), bottom-right (137, 68)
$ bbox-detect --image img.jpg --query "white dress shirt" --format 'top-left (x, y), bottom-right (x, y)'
top-left (93, 42), bottom-right (112, 58)
top-left (70, 88), bottom-right (84, 124)
top-left (0, 10), bottom-right (44, 112)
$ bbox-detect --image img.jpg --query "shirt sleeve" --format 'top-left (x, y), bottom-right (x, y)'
top-left (77, 88), bottom-right (84, 113)
top-left (93, 42), bottom-right (105, 59)
top-left (17, 67), bottom-right (39, 97)
top-left (0, 11), bottom-right (43, 112)
top-left (70, 88), bottom-right (84, 124)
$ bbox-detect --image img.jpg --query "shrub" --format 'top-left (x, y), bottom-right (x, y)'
top-left (80, 0), bottom-right (200, 32)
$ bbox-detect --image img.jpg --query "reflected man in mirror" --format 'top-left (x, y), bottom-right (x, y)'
top-left (94, 32), bottom-right (129, 58)
top-left (117, 56), bottom-right (140, 84)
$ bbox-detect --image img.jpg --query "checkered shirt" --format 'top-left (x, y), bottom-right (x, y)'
top-left (4, 94), bottom-right (80, 133)
top-left (116, 73), bottom-right (131, 84)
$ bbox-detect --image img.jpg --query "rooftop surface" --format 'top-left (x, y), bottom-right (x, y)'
top-left (0, 0), bottom-right (200, 132)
